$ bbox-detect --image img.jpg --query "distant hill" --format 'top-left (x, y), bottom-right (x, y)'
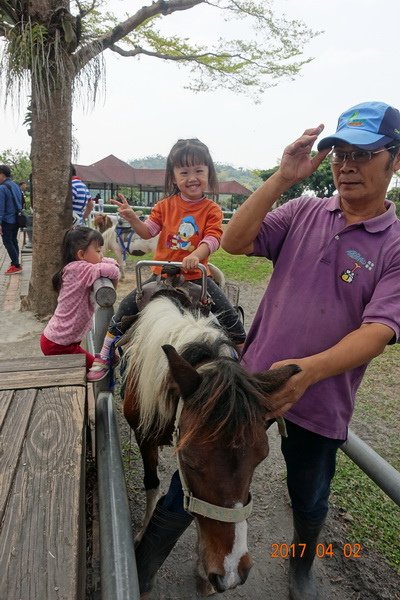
top-left (129, 155), bottom-right (166, 169)
top-left (128, 155), bottom-right (262, 191)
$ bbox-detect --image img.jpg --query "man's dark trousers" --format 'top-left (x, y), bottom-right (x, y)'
top-left (2, 221), bottom-right (20, 266)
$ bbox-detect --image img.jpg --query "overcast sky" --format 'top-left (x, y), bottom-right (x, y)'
top-left (1, 0), bottom-right (399, 171)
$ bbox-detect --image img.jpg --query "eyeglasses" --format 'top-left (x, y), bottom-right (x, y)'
top-left (329, 146), bottom-right (398, 164)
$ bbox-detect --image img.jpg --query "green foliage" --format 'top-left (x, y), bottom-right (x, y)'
top-left (129, 155), bottom-right (166, 169)
top-left (387, 186), bottom-right (400, 216)
top-left (256, 166), bottom-right (304, 204)
top-left (118, 186), bottom-right (141, 204)
top-left (0, 148), bottom-right (31, 182)
top-left (257, 154), bottom-right (335, 204)
top-left (306, 155), bottom-right (336, 197)
top-left (0, 0), bottom-right (319, 108)
top-left (215, 163), bottom-right (263, 192)
top-left (115, 4), bottom-right (320, 100)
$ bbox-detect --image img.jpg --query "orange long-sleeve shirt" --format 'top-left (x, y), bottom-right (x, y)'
top-left (147, 195), bottom-right (223, 280)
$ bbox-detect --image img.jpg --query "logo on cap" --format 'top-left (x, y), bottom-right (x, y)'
top-left (347, 111), bottom-right (364, 128)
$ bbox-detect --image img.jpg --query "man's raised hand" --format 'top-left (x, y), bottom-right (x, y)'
top-left (278, 125), bottom-right (331, 185)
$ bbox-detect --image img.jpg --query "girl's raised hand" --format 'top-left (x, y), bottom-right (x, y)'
top-left (110, 194), bottom-right (137, 221)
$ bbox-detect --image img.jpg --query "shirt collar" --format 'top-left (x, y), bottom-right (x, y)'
top-left (324, 195), bottom-right (398, 232)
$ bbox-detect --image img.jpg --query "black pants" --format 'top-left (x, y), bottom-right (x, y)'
top-left (1, 221), bottom-right (20, 267)
top-left (110, 275), bottom-right (246, 343)
top-left (281, 420), bottom-right (345, 521)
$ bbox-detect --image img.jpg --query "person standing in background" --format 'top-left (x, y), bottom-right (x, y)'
top-left (71, 165), bottom-right (93, 223)
top-left (0, 165), bottom-right (23, 274)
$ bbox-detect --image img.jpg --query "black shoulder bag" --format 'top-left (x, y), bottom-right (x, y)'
top-left (2, 181), bottom-right (27, 228)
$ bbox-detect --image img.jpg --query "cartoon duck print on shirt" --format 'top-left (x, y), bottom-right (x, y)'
top-left (167, 216), bottom-right (199, 252)
top-left (340, 263), bottom-right (361, 283)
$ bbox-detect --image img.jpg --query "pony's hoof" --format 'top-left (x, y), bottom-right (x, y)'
top-left (196, 574), bottom-right (216, 597)
top-left (140, 593), bottom-right (151, 600)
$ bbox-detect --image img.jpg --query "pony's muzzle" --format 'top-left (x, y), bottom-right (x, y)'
top-left (208, 559), bottom-right (252, 592)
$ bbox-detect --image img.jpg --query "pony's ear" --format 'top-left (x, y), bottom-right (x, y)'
top-left (162, 344), bottom-right (202, 399)
top-left (257, 364), bottom-right (301, 394)
top-left (256, 364), bottom-right (301, 419)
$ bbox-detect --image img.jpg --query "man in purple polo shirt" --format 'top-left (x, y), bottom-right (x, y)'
top-left (222, 100), bottom-right (400, 600)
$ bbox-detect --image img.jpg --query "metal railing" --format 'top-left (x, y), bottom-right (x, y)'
top-left (96, 391), bottom-right (140, 600)
top-left (341, 430), bottom-right (400, 506)
top-left (90, 278), bottom-right (140, 600)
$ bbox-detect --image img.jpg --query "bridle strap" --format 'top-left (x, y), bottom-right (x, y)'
top-left (173, 398), bottom-right (253, 523)
top-left (116, 227), bottom-right (135, 260)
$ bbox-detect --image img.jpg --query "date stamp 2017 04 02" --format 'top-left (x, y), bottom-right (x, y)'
top-left (271, 543), bottom-right (362, 559)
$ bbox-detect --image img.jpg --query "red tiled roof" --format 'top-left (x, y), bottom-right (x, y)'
top-left (133, 168), bottom-right (165, 187)
top-left (75, 155), bottom-right (252, 196)
top-left (76, 155), bottom-right (136, 185)
top-left (217, 181), bottom-right (252, 195)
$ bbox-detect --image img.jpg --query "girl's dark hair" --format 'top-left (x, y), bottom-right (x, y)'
top-left (52, 226), bottom-right (104, 292)
top-left (164, 138), bottom-right (219, 197)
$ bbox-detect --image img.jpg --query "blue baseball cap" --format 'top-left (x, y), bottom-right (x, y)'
top-left (317, 101), bottom-right (400, 151)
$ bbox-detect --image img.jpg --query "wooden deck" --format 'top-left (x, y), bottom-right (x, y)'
top-left (0, 355), bottom-right (87, 600)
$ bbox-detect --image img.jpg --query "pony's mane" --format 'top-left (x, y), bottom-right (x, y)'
top-left (123, 295), bottom-right (232, 438)
top-left (178, 358), bottom-right (266, 450)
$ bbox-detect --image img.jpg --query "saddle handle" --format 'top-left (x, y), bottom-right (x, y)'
top-left (135, 260), bottom-right (208, 303)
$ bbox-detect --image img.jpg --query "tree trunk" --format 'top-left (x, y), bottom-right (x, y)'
top-left (27, 76), bottom-right (74, 318)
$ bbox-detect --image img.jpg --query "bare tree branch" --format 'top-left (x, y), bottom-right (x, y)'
top-left (76, 0), bottom-right (97, 19)
top-left (74, 0), bottom-right (204, 72)
top-left (109, 43), bottom-right (240, 65)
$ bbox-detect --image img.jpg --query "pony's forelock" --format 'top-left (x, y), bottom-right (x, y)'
top-left (123, 296), bottom-right (229, 438)
top-left (177, 359), bottom-right (265, 450)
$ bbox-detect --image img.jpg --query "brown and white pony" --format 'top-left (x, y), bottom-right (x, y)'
top-left (122, 289), bottom-right (299, 596)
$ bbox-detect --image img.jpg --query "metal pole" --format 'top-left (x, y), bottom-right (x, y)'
top-left (96, 391), bottom-right (140, 600)
top-left (94, 277), bottom-right (117, 308)
top-left (341, 429), bottom-right (400, 506)
top-left (92, 278), bottom-right (116, 394)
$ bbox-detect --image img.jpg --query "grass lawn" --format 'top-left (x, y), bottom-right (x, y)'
top-left (331, 344), bottom-right (400, 572)
top-left (209, 248), bottom-right (272, 283)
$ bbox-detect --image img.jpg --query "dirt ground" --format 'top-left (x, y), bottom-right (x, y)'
top-left (4, 259), bottom-right (399, 600)
top-left (113, 261), bottom-right (400, 600)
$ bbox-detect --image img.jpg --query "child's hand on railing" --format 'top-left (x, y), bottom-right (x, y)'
top-left (182, 255), bottom-right (200, 272)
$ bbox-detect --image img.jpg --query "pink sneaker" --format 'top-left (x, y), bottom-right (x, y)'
top-left (87, 354), bottom-right (120, 382)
